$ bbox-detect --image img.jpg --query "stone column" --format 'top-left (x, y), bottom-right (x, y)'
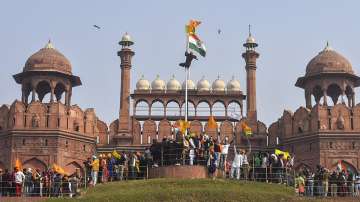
top-left (323, 89), bottom-right (327, 106)
top-left (305, 89), bottom-right (312, 109)
top-left (352, 95), bottom-right (355, 107)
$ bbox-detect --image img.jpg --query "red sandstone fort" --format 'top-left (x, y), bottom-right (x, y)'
top-left (0, 32), bottom-right (359, 175)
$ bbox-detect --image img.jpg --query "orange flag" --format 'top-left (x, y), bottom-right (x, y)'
top-left (185, 19), bottom-right (201, 34)
top-left (15, 159), bottom-right (22, 169)
top-left (53, 163), bottom-right (67, 175)
top-left (207, 116), bottom-right (217, 129)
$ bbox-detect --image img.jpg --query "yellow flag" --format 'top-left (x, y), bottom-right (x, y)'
top-left (53, 163), bottom-right (67, 175)
top-left (175, 120), bottom-right (190, 134)
top-left (112, 150), bottom-right (121, 159)
top-left (275, 149), bottom-right (291, 160)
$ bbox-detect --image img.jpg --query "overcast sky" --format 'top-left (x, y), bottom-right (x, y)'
top-left (1, 0), bottom-right (360, 126)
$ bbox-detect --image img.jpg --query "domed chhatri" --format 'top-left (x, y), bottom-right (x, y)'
top-left (23, 40), bottom-right (72, 75)
top-left (227, 76), bottom-right (241, 92)
top-left (197, 76), bottom-right (211, 91)
top-left (212, 76), bottom-right (226, 91)
top-left (119, 32), bottom-right (134, 47)
top-left (182, 79), bottom-right (196, 90)
top-left (151, 75), bottom-right (166, 90)
top-left (167, 75), bottom-right (181, 91)
top-left (136, 75), bottom-right (150, 90)
top-left (305, 42), bottom-right (353, 77)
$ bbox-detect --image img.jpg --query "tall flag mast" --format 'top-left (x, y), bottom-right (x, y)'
top-left (179, 20), bottom-right (206, 137)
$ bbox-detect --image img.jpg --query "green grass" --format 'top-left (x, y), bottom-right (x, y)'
top-left (44, 179), bottom-right (359, 202)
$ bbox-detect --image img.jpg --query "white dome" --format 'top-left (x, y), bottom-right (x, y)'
top-left (151, 75), bottom-right (166, 90)
top-left (136, 75), bottom-right (150, 90)
top-left (227, 76), bottom-right (241, 91)
top-left (167, 75), bottom-right (181, 91)
top-left (182, 79), bottom-right (196, 90)
top-left (212, 76), bottom-right (226, 91)
top-left (246, 35), bottom-right (256, 44)
top-left (119, 32), bottom-right (134, 46)
top-left (197, 76), bottom-right (210, 91)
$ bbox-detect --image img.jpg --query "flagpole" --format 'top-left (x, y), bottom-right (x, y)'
top-left (184, 34), bottom-right (189, 138)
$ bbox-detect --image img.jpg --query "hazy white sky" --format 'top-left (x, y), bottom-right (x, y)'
top-left (1, 0), bottom-right (360, 126)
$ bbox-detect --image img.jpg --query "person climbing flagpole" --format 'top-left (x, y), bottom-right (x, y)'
top-left (179, 20), bottom-right (206, 137)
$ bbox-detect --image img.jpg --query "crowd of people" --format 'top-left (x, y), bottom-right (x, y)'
top-left (1, 131), bottom-right (359, 198)
top-left (295, 165), bottom-right (360, 197)
top-left (0, 166), bottom-right (80, 197)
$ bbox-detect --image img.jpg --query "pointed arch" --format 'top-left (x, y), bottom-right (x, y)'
top-left (65, 161), bottom-right (83, 176)
top-left (22, 157), bottom-right (47, 171)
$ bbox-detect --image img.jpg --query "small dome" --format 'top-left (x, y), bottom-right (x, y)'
top-left (119, 32), bottom-right (134, 46)
top-left (227, 76), bottom-right (241, 91)
top-left (182, 79), bottom-right (196, 90)
top-left (151, 75), bottom-right (166, 90)
top-left (197, 76), bottom-right (210, 91)
top-left (24, 40), bottom-right (72, 75)
top-left (246, 35), bottom-right (256, 44)
top-left (136, 75), bottom-right (150, 90)
top-left (305, 42), bottom-right (353, 77)
top-left (212, 76), bottom-right (226, 91)
top-left (167, 75), bottom-right (181, 91)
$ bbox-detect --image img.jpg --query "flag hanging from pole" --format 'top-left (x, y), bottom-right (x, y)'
top-left (241, 122), bottom-right (253, 137)
top-left (188, 34), bottom-right (206, 57)
top-left (207, 116), bottom-right (217, 129)
top-left (185, 19), bottom-right (206, 57)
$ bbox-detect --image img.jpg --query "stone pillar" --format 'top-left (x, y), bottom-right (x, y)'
top-left (323, 89), bottom-right (327, 106)
top-left (305, 90), bottom-right (312, 109)
top-left (117, 36), bottom-right (135, 138)
top-left (242, 50), bottom-right (259, 122)
top-left (352, 95), bottom-right (355, 108)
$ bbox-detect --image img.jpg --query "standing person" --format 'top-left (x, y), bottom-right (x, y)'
top-left (305, 171), bottom-right (314, 197)
top-left (242, 150), bottom-right (249, 181)
top-left (213, 139), bottom-right (221, 168)
top-left (338, 170), bottom-right (347, 197)
top-left (322, 168), bottom-right (329, 197)
top-left (329, 171), bottom-right (338, 197)
top-left (0, 169), bottom-right (3, 197)
top-left (24, 168), bottom-right (33, 196)
top-left (254, 153), bottom-right (261, 181)
top-left (261, 153), bottom-right (268, 182)
top-left (2, 169), bottom-right (12, 197)
top-left (207, 149), bottom-right (217, 180)
top-left (129, 152), bottom-right (138, 180)
top-left (52, 172), bottom-right (62, 197)
top-left (230, 144), bottom-right (243, 180)
top-left (91, 155), bottom-right (99, 186)
top-left (347, 170), bottom-right (355, 197)
top-left (13, 167), bottom-right (25, 197)
top-left (354, 174), bottom-right (360, 196)
top-left (219, 137), bottom-right (230, 177)
top-left (33, 168), bottom-right (42, 197)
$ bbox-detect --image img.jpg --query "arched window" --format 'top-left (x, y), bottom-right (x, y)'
top-left (212, 101), bottom-right (226, 117)
top-left (181, 101), bottom-right (196, 117)
top-left (151, 101), bottom-right (164, 117)
top-left (36, 81), bottom-right (51, 103)
top-left (166, 101), bottom-right (180, 116)
top-left (54, 82), bottom-right (66, 103)
top-left (196, 101), bottom-right (210, 117)
top-left (135, 101), bottom-right (149, 116)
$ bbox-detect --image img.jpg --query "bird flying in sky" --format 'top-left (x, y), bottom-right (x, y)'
top-left (217, 29), bottom-right (221, 34)
top-left (93, 25), bottom-right (101, 29)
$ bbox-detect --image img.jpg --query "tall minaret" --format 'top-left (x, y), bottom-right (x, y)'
top-left (117, 33), bottom-right (135, 142)
top-left (242, 25), bottom-right (259, 123)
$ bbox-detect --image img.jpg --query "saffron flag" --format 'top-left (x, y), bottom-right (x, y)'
top-left (53, 163), bottom-right (67, 175)
top-left (188, 34), bottom-right (206, 57)
top-left (15, 159), bottom-right (22, 169)
top-left (207, 116), bottom-right (217, 129)
top-left (241, 122), bottom-right (252, 137)
top-left (175, 120), bottom-right (190, 134)
top-left (185, 20), bottom-right (201, 34)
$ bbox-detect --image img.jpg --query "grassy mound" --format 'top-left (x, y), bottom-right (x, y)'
top-left (46, 178), bottom-right (298, 202)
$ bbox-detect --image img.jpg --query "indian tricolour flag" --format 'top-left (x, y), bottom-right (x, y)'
top-left (188, 34), bottom-right (206, 57)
